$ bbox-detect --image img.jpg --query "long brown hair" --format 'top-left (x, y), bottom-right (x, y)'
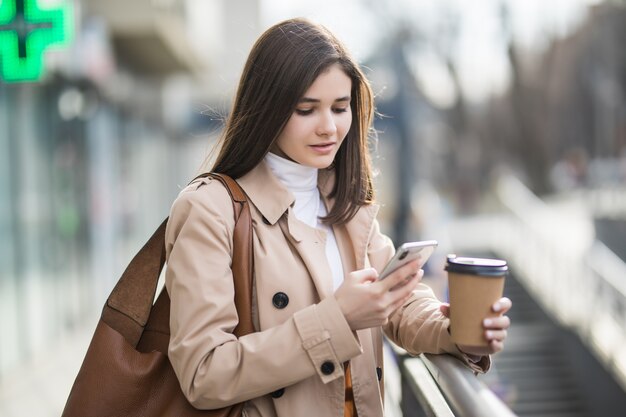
top-left (211, 18), bottom-right (375, 224)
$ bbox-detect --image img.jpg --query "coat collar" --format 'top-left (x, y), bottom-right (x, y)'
top-left (237, 160), bottom-right (295, 225)
top-left (237, 160), bottom-right (380, 271)
top-left (237, 160), bottom-right (338, 225)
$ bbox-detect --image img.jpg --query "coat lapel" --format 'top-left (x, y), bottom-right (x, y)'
top-left (238, 161), bottom-right (379, 300)
top-left (278, 212), bottom-right (334, 300)
top-left (342, 204), bottom-right (379, 270)
top-left (317, 168), bottom-right (380, 272)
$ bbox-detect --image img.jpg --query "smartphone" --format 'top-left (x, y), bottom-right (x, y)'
top-left (378, 240), bottom-right (438, 280)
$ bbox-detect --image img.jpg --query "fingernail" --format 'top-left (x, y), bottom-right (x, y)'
top-left (483, 318), bottom-right (492, 327)
top-left (492, 302), bottom-right (501, 312)
top-left (485, 330), bottom-right (493, 339)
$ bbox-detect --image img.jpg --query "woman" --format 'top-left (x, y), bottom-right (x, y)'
top-left (165, 18), bottom-right (511, 417)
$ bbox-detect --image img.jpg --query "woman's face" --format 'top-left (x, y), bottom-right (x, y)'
top-left (272, 64), bottom-right (353, 169)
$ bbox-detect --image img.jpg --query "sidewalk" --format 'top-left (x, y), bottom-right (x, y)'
top-left (0, 316), bottom-right (96, 417)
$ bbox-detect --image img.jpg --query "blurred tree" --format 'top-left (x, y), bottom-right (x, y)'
top-left (499, 1), bottom-right (551, 194)
top-left (485, 1), bottom-right (626, 193)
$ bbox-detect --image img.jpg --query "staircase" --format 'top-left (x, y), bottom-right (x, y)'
top-left (482, 272), bottom-right (626, 417)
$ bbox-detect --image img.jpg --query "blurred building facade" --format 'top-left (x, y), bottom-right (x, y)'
top-left (0, 0), bottom-right (260, 382)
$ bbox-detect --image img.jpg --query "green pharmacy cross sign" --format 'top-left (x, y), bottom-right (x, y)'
top-left (0, 0), bottom-right (73, 82)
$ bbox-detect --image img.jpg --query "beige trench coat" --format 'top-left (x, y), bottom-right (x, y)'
top-left (164, 161), bottom-right (488, 417)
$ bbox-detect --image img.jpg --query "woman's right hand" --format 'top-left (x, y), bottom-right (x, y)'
top-left (334, 260), bottom-right (423, 330)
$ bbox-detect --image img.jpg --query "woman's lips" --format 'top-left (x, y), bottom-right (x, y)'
top-left (309, 142), bottom-right (336, 154)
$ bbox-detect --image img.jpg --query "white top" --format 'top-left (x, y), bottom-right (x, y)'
top-left (265, 152), bottom-right (345, 290)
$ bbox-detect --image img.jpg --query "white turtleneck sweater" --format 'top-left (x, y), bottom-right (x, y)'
top-left (264, 152), bottom-right (345, 290)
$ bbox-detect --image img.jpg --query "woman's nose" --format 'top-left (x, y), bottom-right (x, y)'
top-left (316, 110), bottom-right (338, 136)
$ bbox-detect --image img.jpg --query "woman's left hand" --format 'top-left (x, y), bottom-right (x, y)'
top-left (439, 297), bottom-right (512, 357)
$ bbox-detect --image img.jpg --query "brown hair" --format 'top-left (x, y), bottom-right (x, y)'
top-left (211, 18), bottom-right (375, 224)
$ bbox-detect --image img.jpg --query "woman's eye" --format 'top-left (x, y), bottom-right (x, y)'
top-left (333, 107), bottom-right (349, 114)
top-left (295, 108), bottom-right (314, 115)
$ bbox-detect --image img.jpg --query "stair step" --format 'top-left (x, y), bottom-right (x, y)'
top-left (484, 272), bottom-right (596, 417)
top-left (510, 389), bottom-right (583, 401)
top-left (510, 412), bottom-right (589, 417)
top-left (512, 399), bottom-right (587, 413)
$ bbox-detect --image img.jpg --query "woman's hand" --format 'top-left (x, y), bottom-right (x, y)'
top-left (335, 261), bottom-right (423, 331)
top-left (439, 297), bottom-right (512, 356)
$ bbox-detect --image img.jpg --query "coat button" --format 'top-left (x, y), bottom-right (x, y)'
top-left (321, 361), bottom-right (335, 375)
top-left (376, 367), bottom-right (383, 381)
top-left (272, 292), bottom-right (289, 309)
top-left (271, 388), bottom-right (285, 398)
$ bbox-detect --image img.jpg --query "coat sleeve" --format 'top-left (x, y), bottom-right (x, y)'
top-left (366, 219), bottom-right (490, 373)
top-left (165, 179), bottom-right (362, 409)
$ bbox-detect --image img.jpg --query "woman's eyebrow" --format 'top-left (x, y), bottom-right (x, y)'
top-left (298, 96), bottom-right (351, 103)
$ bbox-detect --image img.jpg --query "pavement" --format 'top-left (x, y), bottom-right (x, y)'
top-left (0, 316), bottom-right (97, 417)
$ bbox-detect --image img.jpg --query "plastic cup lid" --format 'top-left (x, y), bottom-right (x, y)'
top-left (445, 255), bottom-right (508, 277)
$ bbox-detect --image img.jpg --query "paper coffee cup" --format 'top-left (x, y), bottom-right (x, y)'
top-left (445, 255), bottom-right (508, 347)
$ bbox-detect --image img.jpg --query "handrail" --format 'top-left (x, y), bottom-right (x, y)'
top-left (401, 357), bottom-right (454, 417)
top-left (495, 175), bottom-right (626, 391)
top-left (420, 354), bottom-right (517, 417)
top-left (394, 346), bottom-right (517, 417)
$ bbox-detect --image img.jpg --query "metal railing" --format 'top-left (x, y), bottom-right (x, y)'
top-left (397, 352), bottom-right (516, 417)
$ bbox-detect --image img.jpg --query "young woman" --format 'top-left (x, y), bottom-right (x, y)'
top-left (164, 18), bottom-right (511, 417)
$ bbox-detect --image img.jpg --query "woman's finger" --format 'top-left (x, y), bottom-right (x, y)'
top-left (483, 315), bottom-right (510, 330)
top-left (386, 270), bottom-right (424, 312)
top-left (489, 339), bottom-right (504, 353)
top-left (485, 329), bottom-right (508, 342)
top-left (439, 303), bottom-right (450, 317)
top-left (379, 260), bottom-right (420, 292)
top-left (492, 297), bottom-right (512, 314)
top-left (395, 268), bottom-right (423, 291)
top-left (349, 268), bottom-right (379, 284)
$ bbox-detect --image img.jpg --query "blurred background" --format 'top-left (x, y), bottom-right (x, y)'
top-left (1, 0), bottom-right (626, 416)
